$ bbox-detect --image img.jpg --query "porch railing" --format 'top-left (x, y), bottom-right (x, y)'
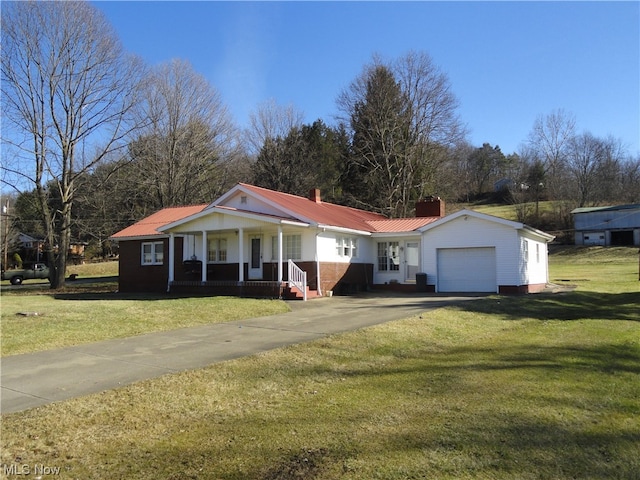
top-left (288, 259), bottom-right (307, 301)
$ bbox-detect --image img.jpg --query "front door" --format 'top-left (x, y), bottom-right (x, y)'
top-left (248, 236), bottom-right (263, 279)
top-left (405, 241), bottom-right (420, 282)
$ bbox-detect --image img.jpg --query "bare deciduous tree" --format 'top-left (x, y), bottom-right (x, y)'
top-left (620, 155), bottom-right (640, 204)
top-left (244, 98), bottom-right (304, 156)
top-left (567, 133), bottom-right (628, 207)
top-left (594, 136), bottom-right (626, 205)
top-left (526, 109), bottom-right (576, 199)
top-left (394, 51), bottom-right (466, 202)
top-left (338, 52), bottom-right (465, 217)
top-left (130, 59), bottom-right (239, 208)
top-left (1, 1), bottom-right (143, 288)
top-left (566, 132), bottom-right (604, 207)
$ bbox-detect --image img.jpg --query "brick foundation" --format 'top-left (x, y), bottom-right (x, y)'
top-left (498, 283), bottom-right (547, 294)
top-left (318, 262), bottom-right (373, 295)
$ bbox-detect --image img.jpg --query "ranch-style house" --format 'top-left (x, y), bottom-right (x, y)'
top-left (111, 183), bottom-right (555, 299)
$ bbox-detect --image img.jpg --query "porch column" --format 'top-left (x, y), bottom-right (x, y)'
top-left (277, 225), bottom-right (283, 284)
top-left (238, 228), bottom-right (244, 282)
top-left (201, 230), bottom-right (207, 282)
top-left (167, 233), bottom-right (175, 292)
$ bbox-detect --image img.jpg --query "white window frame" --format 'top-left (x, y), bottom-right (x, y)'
top-left (336, 236), bottom-right (358, 259)
top-left (272, 234), bottom-right (302, 261)
top-left (141, 241), bottom-right (164, 265)
top-left (208, 238), bottom-right (227, 263)
top-left (377, 241), bottom-right (399, 271)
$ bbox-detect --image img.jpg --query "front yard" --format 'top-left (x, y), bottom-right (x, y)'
top-left (1, 247), bottom-right (638, 479)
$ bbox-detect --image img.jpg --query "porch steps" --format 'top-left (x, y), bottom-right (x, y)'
top-left (283, 284), bottom-right (320, 300)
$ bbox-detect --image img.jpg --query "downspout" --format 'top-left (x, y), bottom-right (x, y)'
top-left (315, 228), bottom-right (323, 296)
top-left (277, 225), bottom-right (283, 283)
top-left (278, 225), bottom-right (283, 297)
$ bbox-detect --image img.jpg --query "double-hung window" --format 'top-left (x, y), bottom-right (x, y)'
top-left (271, 234), bottom-right (302, 260)
top-left (377, 241), bottom-right (399, 271)
top-left (336, 237), bottom-right (358, 258)
top-left (208, 238), bottom-right (227, 262)
top-left (141, 241), bottom-right (164, 265)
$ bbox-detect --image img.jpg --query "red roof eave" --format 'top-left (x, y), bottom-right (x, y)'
top-left (110, 204), bottom-right (208, 240)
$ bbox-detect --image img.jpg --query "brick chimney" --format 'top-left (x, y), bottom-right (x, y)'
top-left (309, 188), bottom-right (321, 203)
top-left (415, 196), bottom-right (445, 217)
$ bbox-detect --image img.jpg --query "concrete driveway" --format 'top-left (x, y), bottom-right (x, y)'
top-left (1, 293), bottom-right (480, 414)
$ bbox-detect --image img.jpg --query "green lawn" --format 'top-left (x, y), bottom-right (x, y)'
top-left (1, 262), bottom-right (289, 356)
top-left (465, 201), bottom-right (559, 221)
top-left (1, 247), bottom-right (638, 479)
top-left (0, 294), bottom-right (289, 356)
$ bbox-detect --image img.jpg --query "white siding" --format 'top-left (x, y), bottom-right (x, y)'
top-left (520, 230), bottom-right (549, 285)
top-left (371, 236), bottom-right (422, 285)
top-left (167, 203), bottom-right (552, 291)
top-left (222, 191), bottom-right (289, 217)
top-left (183, 233), bottom-right (240, 262)
top-left (421, 215), bottom-right (521, 291)
top-left (170, 212), bottom-right (271, 234)
top-left (316, 230), bottom-right (373, 263)
top-left (299, 229), bottom-right (319, 261)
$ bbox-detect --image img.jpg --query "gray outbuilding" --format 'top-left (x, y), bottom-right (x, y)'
top-left (572, 204), bottom-right (640, 246)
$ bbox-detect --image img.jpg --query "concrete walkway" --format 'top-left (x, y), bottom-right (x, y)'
top-left (1, 293), bottom-right (478, 414)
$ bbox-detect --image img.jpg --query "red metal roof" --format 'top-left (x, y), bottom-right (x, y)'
top-left (111, 184), bottom-right (444, 239)
top-left (111, 204), bottom-right (208, 239)
top-left (365, 217), bottom-right (439, 233)
top-left (237, 183), bottom-right (387, 231)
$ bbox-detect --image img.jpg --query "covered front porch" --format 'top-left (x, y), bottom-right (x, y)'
top-left (162, 211), bottom-right (320, 299)
top-left (169, 262), bottom-right (317, 300)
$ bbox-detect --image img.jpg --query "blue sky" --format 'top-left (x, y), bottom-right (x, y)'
top-left (95, 1), bottom-right (639, 156)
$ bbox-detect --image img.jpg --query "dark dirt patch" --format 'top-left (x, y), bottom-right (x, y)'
top-left (260, 448), bottom-right (330, 480)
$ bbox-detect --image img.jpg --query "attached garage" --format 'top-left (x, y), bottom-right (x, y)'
top-left (437, 247), bottom-right (497, 293)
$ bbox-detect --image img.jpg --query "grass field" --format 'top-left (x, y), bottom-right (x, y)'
top-left (1, 248), bottom-right (638, 479)
top-left (0, 261), bottom-right (288, 356)
top-left (66, 260), bottom-right (119, 278)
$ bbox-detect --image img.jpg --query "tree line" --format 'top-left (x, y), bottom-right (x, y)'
top-left (2, 2), bottom-right (638, 288)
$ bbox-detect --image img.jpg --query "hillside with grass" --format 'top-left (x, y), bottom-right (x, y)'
top-left (449, 199), bottom-right (577, 243)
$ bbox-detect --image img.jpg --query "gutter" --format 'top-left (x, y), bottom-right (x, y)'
top-left (316, 224), bottom-right (372, 236)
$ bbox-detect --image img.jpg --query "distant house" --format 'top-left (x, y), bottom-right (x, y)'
top-left (111, 183), bottom-right (555, 298)
top-left (15, 233), bottom-right (87, 264)
top-left (15, 233), bottom-right (44, 264)
top-left (572, 204), bottom-right (640, 246)
top-left (494, 178), bottom-right (514, 192)
top-left (17, 232), bottom-right (42, 250)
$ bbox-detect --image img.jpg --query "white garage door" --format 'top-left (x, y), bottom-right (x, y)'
top-left (437, 247), bottom-right (497, 293)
